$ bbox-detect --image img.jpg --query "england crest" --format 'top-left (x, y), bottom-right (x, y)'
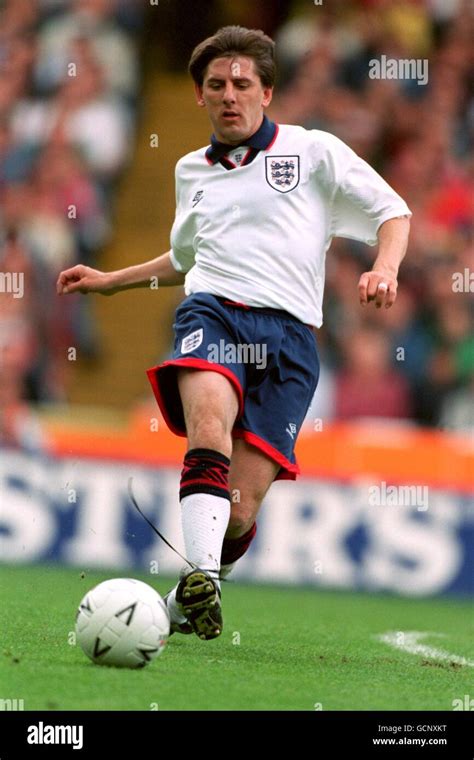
top-left (265, 155), bottom-right (300, 193)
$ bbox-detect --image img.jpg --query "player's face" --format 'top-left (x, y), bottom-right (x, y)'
top-left (195, 56), bottom-right (273, 145)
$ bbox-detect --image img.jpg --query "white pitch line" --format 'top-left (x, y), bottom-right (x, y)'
top-left (376, 631), bottom-right (474, 667)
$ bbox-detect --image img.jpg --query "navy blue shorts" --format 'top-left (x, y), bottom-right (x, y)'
top-left (147, 293), bottom-right (319, 481)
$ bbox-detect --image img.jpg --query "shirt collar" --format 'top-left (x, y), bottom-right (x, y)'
top-left (205, 115), bottom-right (277, 164)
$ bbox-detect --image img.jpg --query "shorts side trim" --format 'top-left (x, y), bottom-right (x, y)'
top-left (146, 358), bottom-right (245, 436)
top-left (232, 428), bottom-right (300, 481)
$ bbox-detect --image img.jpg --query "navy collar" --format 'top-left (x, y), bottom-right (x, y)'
top-left (205, 115), bottom-right (278, 165)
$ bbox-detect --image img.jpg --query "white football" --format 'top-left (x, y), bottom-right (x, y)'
top-left (75, 578), bottom-right (170, 669)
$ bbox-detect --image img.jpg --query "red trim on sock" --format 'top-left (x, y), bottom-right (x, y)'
top-left (180, 448), bottom-right (230, 500)
top-left (221, 522), bottom-right (257, 565)
top-left (180, 477), bottom-right (226, 489)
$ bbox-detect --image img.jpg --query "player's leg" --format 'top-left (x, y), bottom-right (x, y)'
top-left (220, 438), bottom-right (279, 578)
top-left (178, 366), bottom-right (239, 583)
top-left (178, 367), bottom-right (238, 457)
top-left (227, 438), bottom-right (279, 537)
top-left (217, 309), bottom-right (320, 581)
top-left (166, 367), bottom-right (240, 639)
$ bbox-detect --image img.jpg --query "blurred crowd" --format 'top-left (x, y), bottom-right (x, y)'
top-left (0, 0), bottom-right (472, 449)
top-left (267, 0), bottom-right (473, 433)
top-left (0, 0), bottom-right (143, 447)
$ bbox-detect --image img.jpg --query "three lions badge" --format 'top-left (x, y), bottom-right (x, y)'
top-left (265, 156), bottom-right (300, 193)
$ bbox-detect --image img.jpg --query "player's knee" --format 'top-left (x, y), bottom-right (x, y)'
top-left (186, 415), bottom-right (231, 451)
top-left (226, 502), bottom-right (259, 538)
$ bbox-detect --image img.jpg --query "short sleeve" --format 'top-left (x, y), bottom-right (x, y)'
top-left (169, 159), bottom-right (197, 272)
top-left (310, 131), bottom-right (411, 246)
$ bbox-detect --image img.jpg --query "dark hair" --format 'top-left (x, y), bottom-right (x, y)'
top-left (188, 25), bottom-right (276, 88)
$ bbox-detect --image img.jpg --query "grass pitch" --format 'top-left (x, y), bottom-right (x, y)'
top-left (1, 565), bottom-right (472, 711)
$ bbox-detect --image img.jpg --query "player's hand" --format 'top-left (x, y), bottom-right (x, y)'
top-left (56, 265), bottom-right (117, 296)
top-left (358, 270), bottom-right (398, 309)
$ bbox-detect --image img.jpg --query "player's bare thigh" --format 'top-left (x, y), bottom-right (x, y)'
top-left (177, 368), bottom-right (239, 458)
top-left (227, 439), bottom-right (279, 539)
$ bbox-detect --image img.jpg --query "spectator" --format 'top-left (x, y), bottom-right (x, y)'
top-left (0, 0), bottom-right (141, 411)
top-left (334, 326), bottom-right (412, 420)
top-left (11, 53), bottom-right (132, 182)
top-left (35, 0), bottom-right (139, 99)
top-left (272, 0), bottom-right (473, 428)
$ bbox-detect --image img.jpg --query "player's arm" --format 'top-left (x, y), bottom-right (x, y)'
top-left (358, 215), bottom-right (410, 309)
top-left (56, 250), bottom-right (185, 296)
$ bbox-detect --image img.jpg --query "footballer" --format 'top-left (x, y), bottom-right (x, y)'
top-left (57, 26), bottom-right (411, 641)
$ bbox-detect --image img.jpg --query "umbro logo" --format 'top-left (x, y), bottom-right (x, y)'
top-left (286, 423), bottom-right (297, 440)
top-left (192, 190), bottom-right (204, 207)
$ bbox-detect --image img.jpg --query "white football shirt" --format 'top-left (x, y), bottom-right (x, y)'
top-left (169, 121), bottom-right (411, 327)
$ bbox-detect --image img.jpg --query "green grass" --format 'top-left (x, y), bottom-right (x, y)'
top-left (1, 565), bottom-right (472, 711)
